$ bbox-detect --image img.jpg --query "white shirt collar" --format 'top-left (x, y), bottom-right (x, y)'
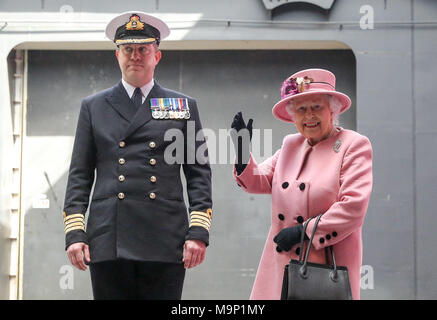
top-left (121, 78), bottom-right (155, 102)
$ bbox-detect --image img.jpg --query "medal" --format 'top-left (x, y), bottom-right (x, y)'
top-left (149, 98), bottom-right (190, 120)
top-left (159, 99), bottom-right (166, 119)
top-left (182, 98), bottom-right (190, 120)
top-left (150, 99), bottom-right (159, 119)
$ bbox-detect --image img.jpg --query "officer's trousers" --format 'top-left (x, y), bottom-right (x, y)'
top-left (89, 259), bottom-right (186, 300)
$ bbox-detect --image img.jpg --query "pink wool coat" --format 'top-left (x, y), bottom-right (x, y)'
top-left (234, 127), bottom-right (373, 300)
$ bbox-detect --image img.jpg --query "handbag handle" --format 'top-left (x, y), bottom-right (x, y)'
top-left (298, 214), bottom-right (339, 282)
top-left (298, 216), bottom-right (314, 262)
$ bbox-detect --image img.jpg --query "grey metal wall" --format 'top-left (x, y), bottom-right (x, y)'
top-left (412, 0), bottom-right (437, 299)
top-left (0, 52), bottom-right (16, 299)
top-left (23, 49), bottom-right (355, 299)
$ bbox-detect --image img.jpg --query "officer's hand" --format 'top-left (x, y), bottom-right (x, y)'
top-left (67, 242), bottom-right (91, 271)
top-left (183, 240), bottom-right (206, 269)
top-left (273, 225), bottom-right (306, 252)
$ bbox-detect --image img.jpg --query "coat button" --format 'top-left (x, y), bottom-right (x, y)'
top-left (332, 231), bottom-right (338, 237)
top-left (119, 141), bottom-right (126, 148)
top-left (118, 175), bottom-right (125, 182)
top-left (118, 192), bottom-right (125, 200)
top-left (326, 234), bottom-right (331, 240)
top-left (278, 214), bottom-right (285, 221)
top-left (319, 237), bottom-right (325, 244)
top-left (150, 176), bottom-right (157, 183)
top-left (296, 216), bottom-right (304, 224)
top-left (149, 192), bottom-right (156, 200)
top-left (149, 158), bottom-right (156, 166)
top-left (119, 158), bottom-right (126, 165)
top-left (299, 183), bottom-right (306, 191)
top-left (282, 182), bottom-right (289, 189)
top-left (276, 246), bottom-right (282, 253)
top-left (149, 141), bottom-right (156, 149)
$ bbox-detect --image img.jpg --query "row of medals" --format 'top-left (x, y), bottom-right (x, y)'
top-left (151, 108), bottom-right (191, 120)
top-left (152, 109), bottom-right (190, 119)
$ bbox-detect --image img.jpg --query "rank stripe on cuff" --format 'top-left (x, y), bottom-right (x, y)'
top-left (190, 215), bottom-right (210, 224)
top-left (63, 212), bottom-right (85, 234)
top-left (190, 218), bottom-right (210, 229)
top-left (64, 221), bottom-right (84, 230)
top-left (190, 210), bottom-right (212, 220)
top-left (189, 210), bottom-right (212, 231)
top-left (64, 217), bottom-right (84, 225)
top-left (64, 222), bottom-right (85, 233)
top-left (63, 213), bottom-right (84, 222)
top-left (64, 225), bottom-right (85, 233)
top-left (190, 222), bottom-right (211, 232)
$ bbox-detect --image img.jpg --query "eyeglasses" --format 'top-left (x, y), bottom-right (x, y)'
top-left (293, 104), bottom-right (325, 114)
top-left (118, 45), bottom-right (156, 57)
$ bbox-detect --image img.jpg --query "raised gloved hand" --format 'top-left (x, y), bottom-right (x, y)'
top-left (273, 225), bottom-right (309, 252)
top-left (230, 112), bottom-right (253, 175)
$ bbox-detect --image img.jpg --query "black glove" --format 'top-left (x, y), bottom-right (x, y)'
top-left (230, 112), bottom-right (253, 175)
top-left (273, 224), bottom-right (309, 252)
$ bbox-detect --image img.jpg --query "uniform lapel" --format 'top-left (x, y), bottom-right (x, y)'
top-left (121, 81), bottom-right (162, 140)
top-left (105, 81), bottom-right (138, 122)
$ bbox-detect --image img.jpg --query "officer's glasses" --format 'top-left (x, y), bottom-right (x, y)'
top-left (119, 45), bottom-right (156, 57)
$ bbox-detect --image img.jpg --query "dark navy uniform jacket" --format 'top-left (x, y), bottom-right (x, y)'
top-left (63, 80), bottom-right (212, 264)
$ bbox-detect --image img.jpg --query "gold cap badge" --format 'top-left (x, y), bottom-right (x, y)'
top-left (125, 15), bottom-right (145, 31)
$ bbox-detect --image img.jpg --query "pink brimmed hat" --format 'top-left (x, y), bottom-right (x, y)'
top-left (272, 68), bottom-right (351, 123)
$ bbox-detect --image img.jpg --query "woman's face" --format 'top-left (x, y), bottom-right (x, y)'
top-left (291, 95), bottom-right (334, 145)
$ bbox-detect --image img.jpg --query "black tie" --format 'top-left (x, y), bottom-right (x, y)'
top-left (132, 87), bottom-right (143, 109)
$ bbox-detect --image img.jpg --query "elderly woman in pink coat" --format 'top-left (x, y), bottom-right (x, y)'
top-left (231, 68), bottom-right (373, 300)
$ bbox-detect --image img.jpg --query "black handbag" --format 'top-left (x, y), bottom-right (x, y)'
top-left (281, 214), bottom-right (353, 300)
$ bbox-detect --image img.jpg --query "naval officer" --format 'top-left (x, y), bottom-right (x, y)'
top-left (62, 11), bottom-right (212, 299)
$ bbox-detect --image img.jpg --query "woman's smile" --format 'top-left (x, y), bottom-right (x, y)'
top-left (304, 121), bottom-right (320, 128)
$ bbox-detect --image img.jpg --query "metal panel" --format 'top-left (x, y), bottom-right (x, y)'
top-left (414, 0), bottom-right (437, 300)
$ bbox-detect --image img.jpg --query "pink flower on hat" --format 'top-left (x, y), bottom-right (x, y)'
top-left (280, 76), bottom-right (314, 99)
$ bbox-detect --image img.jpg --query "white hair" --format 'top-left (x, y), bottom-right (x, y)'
top-left (285, 94), bottom-right (342, 126)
